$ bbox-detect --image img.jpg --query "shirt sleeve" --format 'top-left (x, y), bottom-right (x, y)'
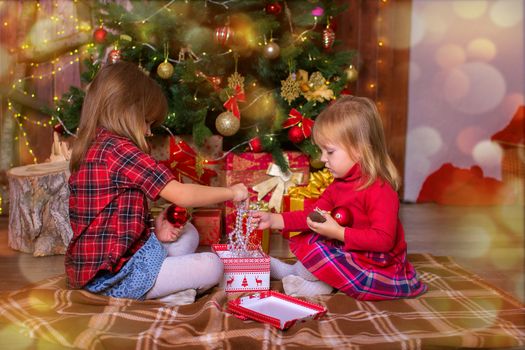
top-left (282, 185), bottom-right (336, 231)
top-left (108, 140), bottom-right (175, 200)
top-left (343, 182), bottom-right (399, 253)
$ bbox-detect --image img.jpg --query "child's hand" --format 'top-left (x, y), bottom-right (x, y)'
top-left (229, 183), bottom-right (249, 202)
top-left (306, 211), bottom-right (345, 242)
top-left (251, 211), bottom-right (272, 230)
top-left (155, 207), bottom-right (184, 242)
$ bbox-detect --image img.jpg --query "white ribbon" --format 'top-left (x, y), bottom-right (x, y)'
top-left (252, 163), bottom-right (303, 212)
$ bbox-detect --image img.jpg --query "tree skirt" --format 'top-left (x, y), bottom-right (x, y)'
top-left (0, 254), bottom-right (524, 349)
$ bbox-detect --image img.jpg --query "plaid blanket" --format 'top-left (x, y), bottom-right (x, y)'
top-left (0, 254), bottom-right (523, 349)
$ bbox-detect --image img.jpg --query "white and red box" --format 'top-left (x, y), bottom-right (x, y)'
top-left (227, 290), bottom-right (327, 330)
top-left (212, 244), bottom-right (270, 293)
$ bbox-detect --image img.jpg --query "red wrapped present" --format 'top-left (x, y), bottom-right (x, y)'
top-left (149, 135), bottom-right (224, 187)
top-left (191, 208), bottom-right (222, 246)
top-left (282, 168), bottom-right (334, 238)
top-left (223, 152), bottom-right (310, 250)
top-left (212, 244), bottom-right (270, 293)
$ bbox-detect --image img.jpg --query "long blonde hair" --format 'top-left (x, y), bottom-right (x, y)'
top-left (70, 61), bottom-right (167, 172)
top-left (312, 95), bottom-right (400, 191)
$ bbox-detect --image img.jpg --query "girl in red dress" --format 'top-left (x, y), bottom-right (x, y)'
top-left (254, 96), bottom-right (426, 300)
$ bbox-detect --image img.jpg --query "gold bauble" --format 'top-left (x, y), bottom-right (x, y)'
top-left (263, 42), bottom-right (280, 59)
top-left (310, 157), bottom-right (325, 169)
top-left (157, 61), bottom-right (174, 79)
top-left (215, 111), bottom-right (240, 136)
top-left (345, 65), bottom-right (358, 82)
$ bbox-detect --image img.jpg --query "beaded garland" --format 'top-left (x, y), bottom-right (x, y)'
top-left (227, 200), bottom-right (261, 257)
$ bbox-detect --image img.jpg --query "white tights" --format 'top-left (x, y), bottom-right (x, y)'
top-left (144, 223), bottom-right (223, 299)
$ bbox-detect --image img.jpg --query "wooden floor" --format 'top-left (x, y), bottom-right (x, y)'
top-left (0, 203), bottom-right (523, 302)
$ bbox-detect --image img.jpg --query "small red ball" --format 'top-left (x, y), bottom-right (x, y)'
top-left (108, 49), bottom-right (121, 63)
top-left (53, 123), bottom-right (64, 134)
top-left (265, 2), bottom-right (282, 15)
top-left (288, 126), bottom-right (305, 143)
top-left (93, 27), bottom-right (107, 44)
top-left (166, 205), bottom-right (189, 228)
top-left (331, 206), bottom-right (352, 226)
top-left (248, 137), bottom-right (263, 152)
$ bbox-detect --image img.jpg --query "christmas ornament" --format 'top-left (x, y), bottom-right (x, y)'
top-left (248, 137), bottom-right (263, 152)
top-left (263, 42), bottom-right (280, 59)
top-left (265, 2), bottom-right (282, 15)
top-left (345, 65), bottom-right (359, 82)
top-left (53, 123), bottom-right (64, 135)
top-left (340, 88), bottom-right (352, 95)
top-left (332, 206), bottom-right (352, 226)
top-left (228, 71), bottom-right (245, 91)
top-left (280, 73), bottom-right (301, 104)
top-left (216, 111), bottom-right (240, 136)
top-left (322, 26), bottom-right (335, 50)
top-left (93, 27), bottom-right (107, 44)
top-left (215, 25), bottom-right (233, 46)
top-left (166, 204), bottom-right (189, 228)
top-left (108, 49), bottom-right (121, 64)
top-left (288, 126), bottom-right (305, 143)
top-left (310, 156), bottom-right (325, 169)
top-left (297, 69), bottom-right (334, 102)
top-left (283, 108), bottom-right (315, 140)
top-left (157, 60), bottom-right (174, 79)
top-left (223, 85), bottom-right (246, 118)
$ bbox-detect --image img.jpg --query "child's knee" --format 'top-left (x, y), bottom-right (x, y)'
top-left (200, 252), bottom-right (224, 284)
top-left (181, 222), bottom-right (200, 248)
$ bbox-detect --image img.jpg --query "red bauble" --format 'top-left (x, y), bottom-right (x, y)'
top-left (265, 2), bottom-right (282, 15)
top-left (53, 123), bottom-right (64, 134)
top-left (248, 137), bottom-right (263, 152)
top-left (331, 206), bottom-right (352, 226)
top-left (108, 49), bottom-right (121, 64)
top-left (166, 204), bottom-right (189, 228)
top-left (93, 27), bottom-right (107, 44)
top-left (322, 26), bottom-right (335, 50)
top-left (215, 25), bottom-right (233, 46)
top-left (288, 126), bottom-right (305, 143)
top-left (340, 88), bottom-right (352, 95)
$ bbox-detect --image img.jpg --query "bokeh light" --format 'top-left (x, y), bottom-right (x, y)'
top-left (472, 140), bottom-right (502, 168)
top-left (452, 0), bottom-right (488, 20)
top-left (444, 63), bottom-right (506, 114)
top-left (457, 126), bottom-right (485, 155)
top-left (501, 93), bottom-right (525, 118)
top-left (466, 38), bottom-right (497, 62)
top-left (28, 18), bottom-right (54, 49)
top-left (435, 44), bottom-right (465, 69)
top-left (418, 2), bottom-right (448, 43)
top-left (408, 126), bottom-right (443, 157)
top-left (489, 0), bottom-right (523, 28)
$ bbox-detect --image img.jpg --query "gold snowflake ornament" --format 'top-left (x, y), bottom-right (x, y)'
top-left (228, 71), bottom-right (245, 91)
top-left (280, 73), bottom-right (301, 104)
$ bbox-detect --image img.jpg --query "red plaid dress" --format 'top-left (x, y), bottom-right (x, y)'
top-left (283, 164), bottom-right (427, 301)
top-left (65, 128), bottom-right (175, 289)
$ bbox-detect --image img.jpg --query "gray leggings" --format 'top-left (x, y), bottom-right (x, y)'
top-left (144, 223), bottom-right (223, 299)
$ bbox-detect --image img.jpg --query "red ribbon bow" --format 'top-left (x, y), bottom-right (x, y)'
top-left (161, 137), bottom-right (218, 185)
top-left (282, 108), bottom-right (315, 138)
top-left (223, 85), bottom-right (245, 119)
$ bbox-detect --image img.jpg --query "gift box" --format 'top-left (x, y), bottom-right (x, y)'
top-left (149, 134), bottom-right (224, 187)
top-left (282, 168), bottom-right (334, 239)
top-left (227, 291), bottom-right (327, 330)
top-left (212, 244), bottom-right (270, 293)
top-left (224, 152), bottom-right (310, 250)
top-left (191, 208), bottom-right (222, 246)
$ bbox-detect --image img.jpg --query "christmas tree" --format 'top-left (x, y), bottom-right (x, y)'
top-left (47, 0), bottom-right (357, 170)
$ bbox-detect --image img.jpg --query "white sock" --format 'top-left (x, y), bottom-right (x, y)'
top-left (156, 289), bottom-right (196, 306)
top-left (270, 257), bottom-right (296, 280)
top-left (293, 261), bottom-right (318, 282)
top-left (282, 275), bottom-right (333, 297)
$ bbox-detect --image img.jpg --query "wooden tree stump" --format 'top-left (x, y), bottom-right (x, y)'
top-left (7, 161), bottom-right (72, 256)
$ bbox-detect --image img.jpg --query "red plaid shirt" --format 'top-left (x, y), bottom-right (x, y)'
top-left (65, 128), bottom-right (175, 289)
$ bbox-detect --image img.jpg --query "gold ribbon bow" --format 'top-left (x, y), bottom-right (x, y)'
top-left (252, 162), bottom-right (303, 212)
top-left (287, 168), bottom-right (333, 199)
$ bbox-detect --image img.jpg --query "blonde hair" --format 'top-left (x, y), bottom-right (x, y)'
top-left (312, 95), bottom-right (400, 191)
top-left (70, 61), bottom-right (167, 172)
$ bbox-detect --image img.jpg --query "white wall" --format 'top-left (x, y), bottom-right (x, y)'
top-left (404, 0), bottom-right (524, 201)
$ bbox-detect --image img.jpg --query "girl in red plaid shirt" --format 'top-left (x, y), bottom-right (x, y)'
top-left (66, 62), bottom-right (248, 304)
top-left (254, 96), bottom-right (426, 300)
